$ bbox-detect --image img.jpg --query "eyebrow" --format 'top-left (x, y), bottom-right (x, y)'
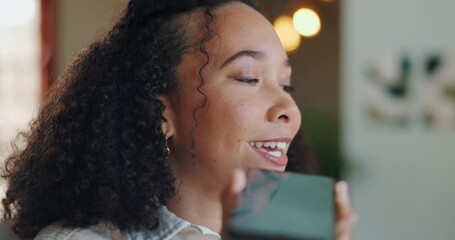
top-left (221, 50), bottom-right (265, 68)
top-left (221, 50), bottom-right (291, 69)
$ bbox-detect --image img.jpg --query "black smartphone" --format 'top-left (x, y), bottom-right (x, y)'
top-left (228, 169), bottom-right (335, 240)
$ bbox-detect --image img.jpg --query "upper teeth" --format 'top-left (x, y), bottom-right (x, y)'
top-left (248, 141), bottom-right (287, 150)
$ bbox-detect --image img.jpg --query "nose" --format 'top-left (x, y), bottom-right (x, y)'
top-left (266, 88), bottom-right (301, 126)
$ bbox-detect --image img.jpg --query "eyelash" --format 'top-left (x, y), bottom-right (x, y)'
top-left (236, 78), bottom-right (259, 85)
top-left (236, 78), bottom-right (294, 94)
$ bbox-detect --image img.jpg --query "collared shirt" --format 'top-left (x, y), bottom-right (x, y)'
top-left (34, 207), bottom-right (221, 240)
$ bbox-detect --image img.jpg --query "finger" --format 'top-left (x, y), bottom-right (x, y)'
top-left (220, 169), bottom-right (247, 239)
top-left (221, 169), bottom-right (247, 217)
top-left (335, 213), bottom-right (359, 240)
top-left (334, 181), bottom-right (358, 240)
top-left (335, 181), bottom-right (352, 219)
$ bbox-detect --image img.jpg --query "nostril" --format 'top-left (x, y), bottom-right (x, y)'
top-left (278, 114), bottom-right (289, 121)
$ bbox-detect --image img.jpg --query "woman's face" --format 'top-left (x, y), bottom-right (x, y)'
top-left (163, 2), bottom-right (301, 192)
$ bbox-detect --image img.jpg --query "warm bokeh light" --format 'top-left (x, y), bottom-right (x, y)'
top-left (293, 8), bottom-right (321, 37)
top-left (273, 15), bottom-right (301, 52)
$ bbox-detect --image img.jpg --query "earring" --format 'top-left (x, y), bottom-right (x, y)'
top-left (164, 136), bottom-right (170, 157)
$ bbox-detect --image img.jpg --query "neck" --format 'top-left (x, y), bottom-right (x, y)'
top-left (167, 177), bottom-right (223, 233)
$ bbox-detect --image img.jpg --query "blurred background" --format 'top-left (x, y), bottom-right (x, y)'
top-left (0, 0), bottom-right (454, 239)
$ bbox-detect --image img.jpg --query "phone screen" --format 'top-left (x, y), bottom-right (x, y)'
top-left (228, 169), bottom-right (335, 240)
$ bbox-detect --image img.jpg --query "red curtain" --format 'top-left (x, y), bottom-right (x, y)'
top-left (40, 0), bottom-right (55, 95)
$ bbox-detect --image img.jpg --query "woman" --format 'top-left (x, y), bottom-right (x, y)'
top-left (1, 0), bottom-right (357, 239)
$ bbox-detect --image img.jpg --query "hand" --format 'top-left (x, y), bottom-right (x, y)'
top-left (220, 170), bottom-right (359, 240)
top-left (220, 169), bottom-right (247, 240)
top-left (334, 181), bottom-right (359, 240)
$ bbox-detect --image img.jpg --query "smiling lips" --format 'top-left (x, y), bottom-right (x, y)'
top-left (248, 140), bottom-right (289, 166)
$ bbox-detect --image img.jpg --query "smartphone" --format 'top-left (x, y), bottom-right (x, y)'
top-left (228, 169), bottom-right (335, 240)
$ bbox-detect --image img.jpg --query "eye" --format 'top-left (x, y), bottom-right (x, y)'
top-left (281, 85), bottom-right (295, 94)
top-left (236, 78), bottom-right (259, 85)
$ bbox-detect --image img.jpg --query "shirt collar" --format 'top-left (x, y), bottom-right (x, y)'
top-left (127, 206), bottom-right (220, 240)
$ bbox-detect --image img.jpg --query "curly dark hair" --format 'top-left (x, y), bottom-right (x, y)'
top-left (1, 0), bottom-right (317, 238)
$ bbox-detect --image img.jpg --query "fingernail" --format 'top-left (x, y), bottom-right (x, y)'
top-left (338, 181), bottom-right (350, 203)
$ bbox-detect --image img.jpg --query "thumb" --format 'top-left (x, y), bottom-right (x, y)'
top-left (220, 169), bottom-right (247, 239)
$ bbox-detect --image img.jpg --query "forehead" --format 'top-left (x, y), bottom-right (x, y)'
top-left (205, 2), bottom-right (287, 67)
top-left (174, 2), bottom-right (289, 86)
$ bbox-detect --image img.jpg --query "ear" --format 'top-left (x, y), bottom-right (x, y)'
top-left (158, 95), bottom-right (176, 138)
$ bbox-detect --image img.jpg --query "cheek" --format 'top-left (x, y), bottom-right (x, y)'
top-left (210, 96), bottom-right (264, 140)
top-left (207, 101), bottom-right (259, 166)
top-left (293, 107), bottom-right (302, 134)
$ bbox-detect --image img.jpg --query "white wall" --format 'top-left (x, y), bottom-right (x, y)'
top-left (0, 0), bottom-right (40, 161)
top-left (342, 0), bottom-right (455, 239)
